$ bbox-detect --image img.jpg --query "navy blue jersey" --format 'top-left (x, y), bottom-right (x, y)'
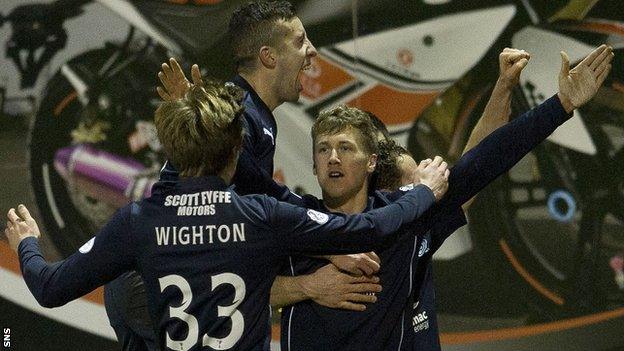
top-left (405, 259), bottom-right (440, 351)
top-left (281, 94), bottom-right (570, 350)
top-left (280, 193), bottom-right (465, 351)
top-left (18, 176), bottom-right (436, 351)
top-left (160, 75), bottom-right (302, 205)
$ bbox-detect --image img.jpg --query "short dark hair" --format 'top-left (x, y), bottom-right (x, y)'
top-left (155, 81), bottom-right (244, 177)
top-left (228, 1), bottom-right (296, 71)
top-left (370, 140), bottom-right (410, 191)
top-left (311, 105), bottom-right (378, 156)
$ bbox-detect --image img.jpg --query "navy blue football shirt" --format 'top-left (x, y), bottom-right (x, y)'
top-left (18, 177), bottom-right (436, 351)
top-left (281, 94), bottom-right (570, 350)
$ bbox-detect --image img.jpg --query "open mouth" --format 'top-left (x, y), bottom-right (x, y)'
top-left (297, 71), bottom-right (305, 91)
top-left (297, 62), bottom-right (313, 92)
top-left (328, 171), bottom-right (344, 178)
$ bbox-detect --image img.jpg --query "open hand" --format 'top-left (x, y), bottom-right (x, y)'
top-left (301, 264), bottom-right (382, 311)
top-left (327, 252), bottom-right (381, 276)
top-left (156, 58), bottom-right (203, 101)
top-left (558, 44), bottom-right (613, 112)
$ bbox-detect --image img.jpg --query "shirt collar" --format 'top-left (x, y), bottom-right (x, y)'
top-left (230, 75), bottom-right (274, 118)
top-left (153, 175), bottom-right (230, 194)
top-left (319, 196), bottom-right (376, 214)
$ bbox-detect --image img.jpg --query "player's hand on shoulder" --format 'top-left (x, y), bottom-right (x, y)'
top-left (328, 252), bottom-right (380, 276)
top-left (302, 264), bottom-right (382, 311)
top-left (415, 156), bottom-right (449, 201)
top-left (5, 204), bottom-right (41, 252)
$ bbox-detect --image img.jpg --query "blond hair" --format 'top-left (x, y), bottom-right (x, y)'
top-left (311, 105), bottom-right (378, 155)
top-left (155, 82), bottom-right (244, 177)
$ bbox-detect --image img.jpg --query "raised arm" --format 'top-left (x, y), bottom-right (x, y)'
top-left (7, 205), bottom-right (136, 308)
top-left (460, 48), bottom-right (529, 209)
top-left (462, 48), bottom-right (530, 155)
top-left (442, 44), bottom-right (613, 209)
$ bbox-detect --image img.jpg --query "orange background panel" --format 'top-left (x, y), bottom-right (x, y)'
top-left (568, 21), bottom-right (624, 36)
top-left (440, 307), bottom-right (624, 344)
top-left (301, 56), bottom-right (355, 100)
top-left (347, 85), bottom-right (439, 126)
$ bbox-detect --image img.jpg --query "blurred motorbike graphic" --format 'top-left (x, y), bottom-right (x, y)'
top-left (404, 1), bottom-right (624, 322)
top-left (1, 0), bottom-right (623, 341)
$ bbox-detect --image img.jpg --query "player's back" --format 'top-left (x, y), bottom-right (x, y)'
top-left (97, 173), bottom-right (436, 351)
top-left (133, 176), bottom-right (282, 351)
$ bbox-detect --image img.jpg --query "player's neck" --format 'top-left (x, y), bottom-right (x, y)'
top-left (217, 151), bottom-right (238, 185)
top-left (239, 71), bottom-right (280, 111)
top-left (322, 187), bottom-right (369, 215)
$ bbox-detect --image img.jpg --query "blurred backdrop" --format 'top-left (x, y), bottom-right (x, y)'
top-left (0, 0), bottom-right (623, 350)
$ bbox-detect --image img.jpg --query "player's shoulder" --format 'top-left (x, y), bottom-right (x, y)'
top-left (241, 94), bottom-right (262, 121)
top-left (237, 193), bottom-right (274, 216)
top-left (109, 202), bottom-right (136, 222)
top-left (373, 183), bottom-right (420, 204)
top-left (300, 194), bottom-right (322, 209)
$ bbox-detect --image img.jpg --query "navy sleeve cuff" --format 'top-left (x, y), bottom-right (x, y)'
top-left (549, 94), bottom-right (574, 123)
top-left (414, 184), bottom-right (436, 205)
top-left (17, 236), bottom-right (40, 256)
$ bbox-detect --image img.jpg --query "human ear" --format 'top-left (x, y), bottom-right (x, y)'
top-left (259, 46), bottom-right (277, 69)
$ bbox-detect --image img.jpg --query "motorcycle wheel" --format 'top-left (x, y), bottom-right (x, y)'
top-left (408, 77), bottom-right (624, 319)
top-left (477, 88), bottom-right (624, 316)
top-left (30, 47), bottom-right (162, 256)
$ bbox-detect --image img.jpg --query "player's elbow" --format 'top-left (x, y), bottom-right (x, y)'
top-left (36, 294), bottom-right (64, 308)
top-left (32, 288), bottom-right (70, 308)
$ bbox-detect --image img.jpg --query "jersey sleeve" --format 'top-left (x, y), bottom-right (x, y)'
top-left (264, 185), bottom-right (436, 255)
top-left (381, 95), bottom-right (568, 239)
top-left (377, 188), bottom-right (467, 243)
top-left (18, 205), bottom-right (137, 308)
top-left (441, 94), bottom-right (571, 208)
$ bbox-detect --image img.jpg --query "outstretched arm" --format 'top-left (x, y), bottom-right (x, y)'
top-left (268, 180), bottom-right (440, 256)
top-left (8, 205), bottom-right (136, 308)
top-left (462, 48), bottom-right (530, 155)
top-left (443, 44), bottom-right (613, 209)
